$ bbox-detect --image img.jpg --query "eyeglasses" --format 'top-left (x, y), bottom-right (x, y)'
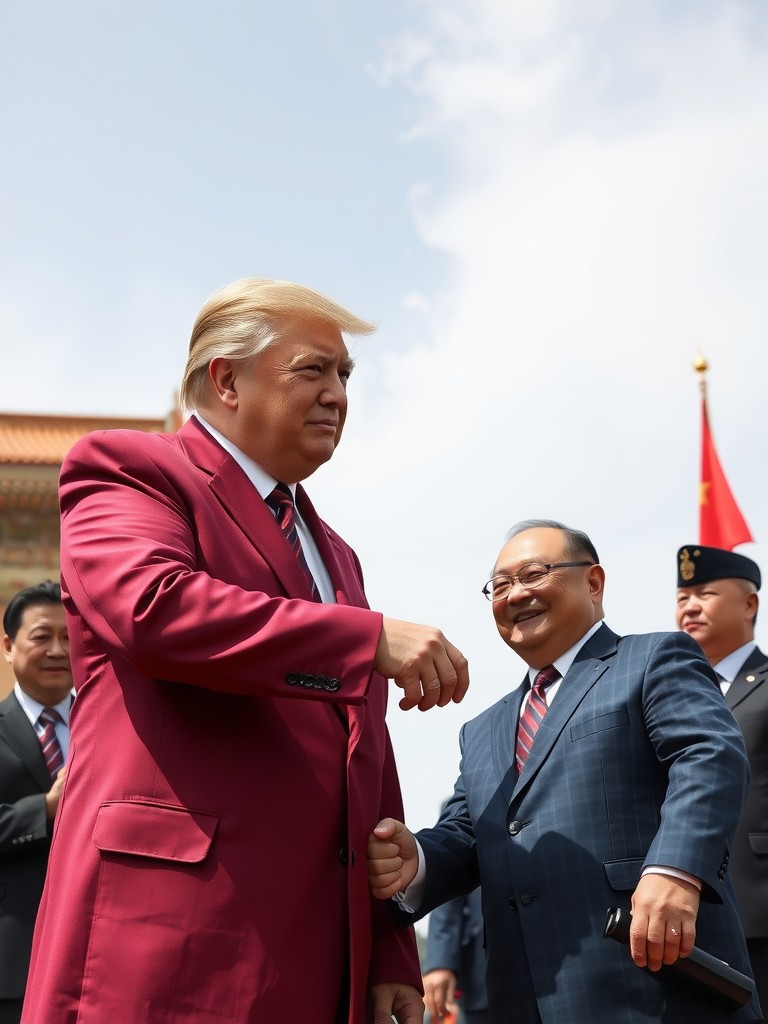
top-left (481, 561), bottom-right (595, 602)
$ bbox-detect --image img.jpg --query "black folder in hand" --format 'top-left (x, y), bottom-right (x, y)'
top-left (604, 907), bottom-right (755, 1011)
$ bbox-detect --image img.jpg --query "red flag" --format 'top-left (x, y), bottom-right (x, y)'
top-left (699, 398), bottom-right (753, 549)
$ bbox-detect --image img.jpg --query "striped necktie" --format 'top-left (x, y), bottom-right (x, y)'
top-left (265, 484), bottom-right (320, 602)
top-left (38, 707), bottom-right (65, 779)
top-left (515, 665), bottom-right (560, 774)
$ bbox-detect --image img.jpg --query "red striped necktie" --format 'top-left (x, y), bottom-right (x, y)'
top-left (266, 484), bottom-right (321, 602)
top-left (38, 707), bottom-right (65, 779)
top-left (515, 665), bottom-right (560, 774)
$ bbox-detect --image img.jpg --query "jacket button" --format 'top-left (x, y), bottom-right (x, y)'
top-left (508, 897), bottom-right (518, 910)
top-left (339, 848), bottom-right (348, 866)
top-left (508, 820), bottom-right (522, 836)
top-left (519, 893), bottom-right (532, 907)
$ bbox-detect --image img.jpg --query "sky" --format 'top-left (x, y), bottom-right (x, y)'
top-left (3, 0), bottom-right (768, 912)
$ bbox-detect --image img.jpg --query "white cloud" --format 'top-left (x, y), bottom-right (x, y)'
top-left (345, 0), bottom-right (768, 843)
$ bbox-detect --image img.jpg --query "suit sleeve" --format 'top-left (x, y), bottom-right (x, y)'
top-left (641, 631), bottom-right (749, 900)
top-left (422, 895), bottom-right (466, 975)
top-left (59, 431), bottom-right (383, 702)
top-left (415, 756), bottom-right (482, 919)
top-left (0, 793), bottom-right (50, 852)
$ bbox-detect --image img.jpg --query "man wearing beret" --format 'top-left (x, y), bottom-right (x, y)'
top-left (676, 545), bottom-right (768, 1009)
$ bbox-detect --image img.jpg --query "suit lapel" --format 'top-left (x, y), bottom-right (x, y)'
top-left (495, 683), bottom-right (526, 805)
top-left (177, 418), bottom-right (317, 600)
top-left (176, 419), bottom-right (355, 735)
top-left (511, 624), bottom-right (617, 798)
top-left (0, 692), bottom-right (51, 790)
top-left (295, 485), bottom-right (361, 607)
top-left (727, 646), bottom-right (768, 711)
top-left (294, 485), bottom-right (362, 738)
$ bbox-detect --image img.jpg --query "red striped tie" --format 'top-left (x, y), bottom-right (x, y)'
top-left (38, 707), bottom-right (64, 779)
top-left (515, 665), bottom-right (560, 774)
top-left (266, 484), bottom-right (321, 602)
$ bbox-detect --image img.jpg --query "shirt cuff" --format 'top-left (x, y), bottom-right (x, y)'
top-left (392, 839), bottom-right (427, 913)
top-left (642, 865), bottom-right (702, 890)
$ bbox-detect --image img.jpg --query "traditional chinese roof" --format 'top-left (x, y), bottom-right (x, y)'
top-left (0, 409), bottom-right (182, 514)
top-left (0, 411), bottom-right (176, 466)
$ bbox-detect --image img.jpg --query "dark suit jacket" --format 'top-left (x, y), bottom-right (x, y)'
top-left (0, 691), bottom-right (55, 1000)
top-left (423, 887), bottom-right (488, 1012)
top-left (412, 626), bottom-right (760, 1024)
top-left (22, 418), bottom-right (420, 1024)
top-left (727, 646), bottom-right (768, 938)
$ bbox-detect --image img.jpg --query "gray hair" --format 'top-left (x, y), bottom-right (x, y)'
top-left (504, 519), bottom-right (600, 565)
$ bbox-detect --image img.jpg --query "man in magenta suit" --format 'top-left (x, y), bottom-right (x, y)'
top-left (21, 278), bottom-right (469, 1024)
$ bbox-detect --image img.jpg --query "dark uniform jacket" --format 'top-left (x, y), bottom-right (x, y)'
top-left (0, 691), bottom-right (55, 999)
top-left (726, 646), bottom-right (768, 938)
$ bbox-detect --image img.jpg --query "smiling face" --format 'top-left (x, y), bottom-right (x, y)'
top-left (491, 527), bottom-right (604, 668)
top-left (675, 578), bottom-right (757, 665)
top-left (207, 314), bottom-right (355, 483)
top-left (2, 603), bottom-right (73, 706)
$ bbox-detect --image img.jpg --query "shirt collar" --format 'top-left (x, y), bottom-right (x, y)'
top-left (527, 619), bottom-right (604, 686)
top-left (712, 641), bottom-right (757, 684)
top-left (14, 682), bottom-right (74, 726)
top-left (193, 413), bottom-right (296, 501)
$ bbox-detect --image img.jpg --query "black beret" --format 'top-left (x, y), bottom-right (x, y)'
top-left (677, 545), bottom-right (761, 590)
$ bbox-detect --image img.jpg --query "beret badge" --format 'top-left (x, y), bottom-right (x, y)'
top-left (679, 548), bottom-right (697, 583)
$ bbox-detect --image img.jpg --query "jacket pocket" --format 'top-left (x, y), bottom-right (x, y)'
top-left (604, 857), bottom-right (644, 891)
top-left (570, 707), bottom-right (630, 741)
top-left (748, 833), bottom-right (768, 856)
top-left (92, 800), bottom-right (218, 863)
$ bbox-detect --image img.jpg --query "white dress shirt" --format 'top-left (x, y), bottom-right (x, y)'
top-left (14, 682), bottom-right (73, 761)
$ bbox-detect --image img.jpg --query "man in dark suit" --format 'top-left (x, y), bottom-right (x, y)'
top-left (22, 278), bottom-right (468, 1024)
top-left (369, 520), bottom-right (761, 1023)
top-left (676, 544), bottom-right (768, 1010)
top-left (0, 582), bottom-right (72, 1024)
top-left (422, 886), bottom-right (489, 1024)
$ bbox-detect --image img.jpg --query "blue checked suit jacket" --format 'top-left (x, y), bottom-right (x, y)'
top-left (413, 625), bottom-right (762, 1024)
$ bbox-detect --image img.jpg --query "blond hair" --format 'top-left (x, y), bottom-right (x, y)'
top-left (180, 278), bottom-right (376, 412)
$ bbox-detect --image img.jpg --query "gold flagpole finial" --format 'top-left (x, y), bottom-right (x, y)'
top-left (693, 351), bottom-right (708, 397)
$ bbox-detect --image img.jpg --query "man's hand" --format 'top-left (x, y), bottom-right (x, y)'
top-left (370, 983), bottom-right (424, 1023)
top-left (422, 968), bottom-right (458, 1022)
top-left (376, 618), bottom-right (469, 711)
top-left (630, 873), bottom-right (700, 971)
top-left (44, 765), bottom-right (67, 821)
top-left (368, 818), bottom-right (419, 899)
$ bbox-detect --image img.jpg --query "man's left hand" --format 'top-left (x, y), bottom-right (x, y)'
top-left (370, 983), bottom-right (424, 1023)
top-left (629, 873), bottom-right (700, 971)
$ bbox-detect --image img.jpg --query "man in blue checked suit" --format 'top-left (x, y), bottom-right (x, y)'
top-left (369, 520), bottom-right (762, 1023)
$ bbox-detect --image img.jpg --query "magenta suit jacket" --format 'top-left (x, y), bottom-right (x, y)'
top-left (22, 417), bottom-right (420, 1024)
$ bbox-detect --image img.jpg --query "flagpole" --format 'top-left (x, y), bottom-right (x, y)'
top-left (694, 351), bottom-right (753, 549)
top-left (693, 351), bottom-right (708, 400)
